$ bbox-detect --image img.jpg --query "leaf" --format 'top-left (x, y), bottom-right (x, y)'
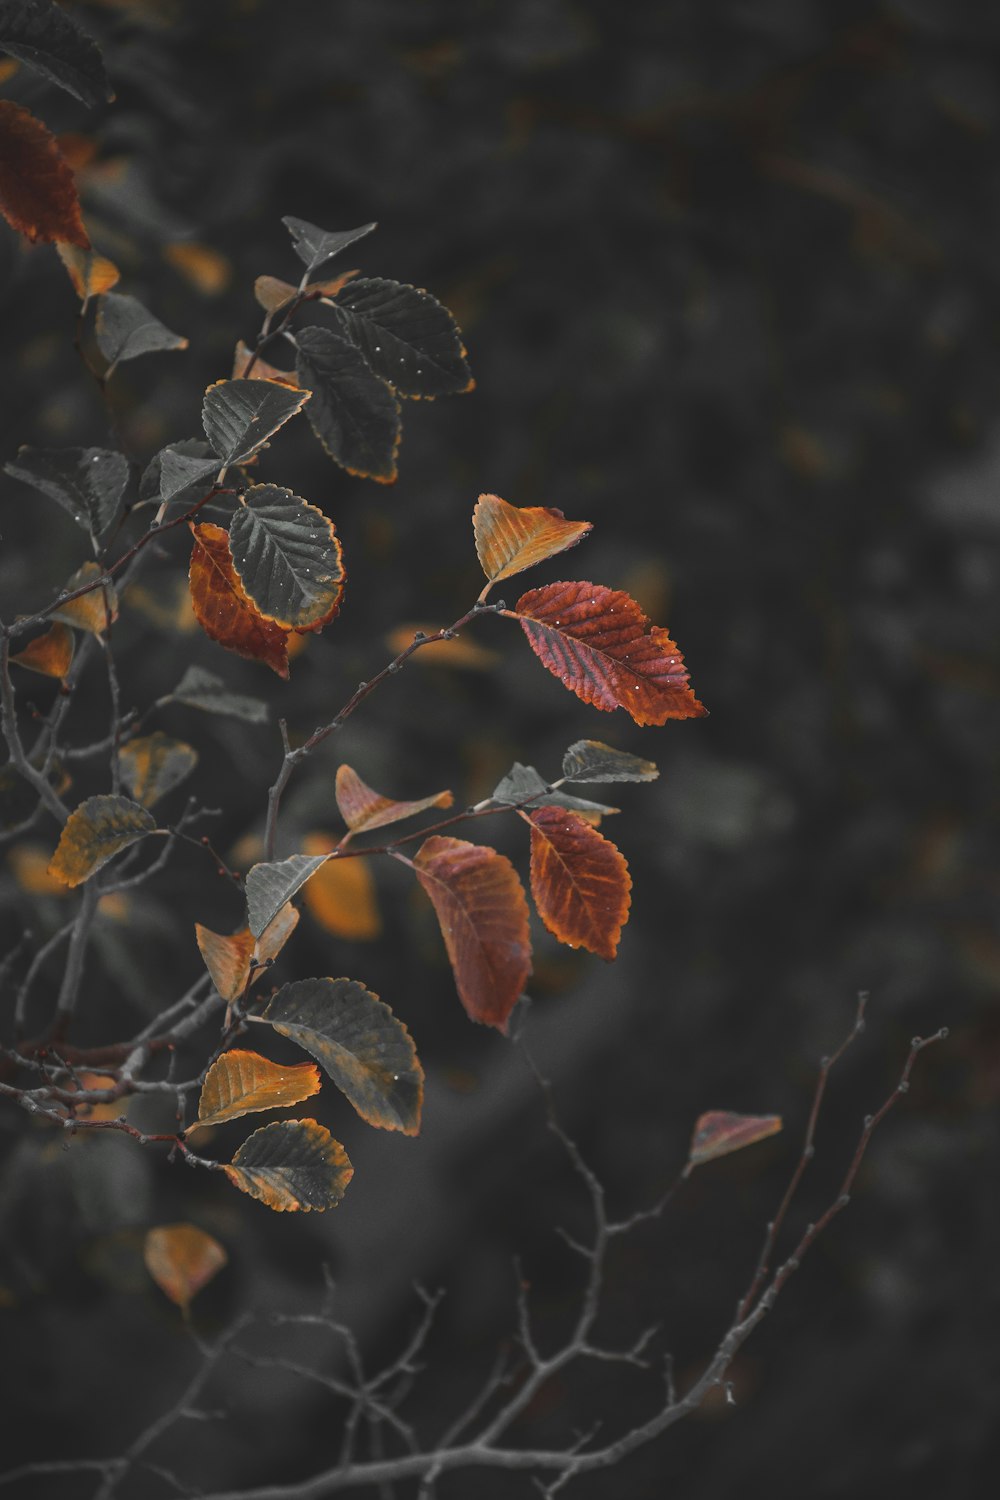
top-left (47, 794), bottom-right (155, 887)
top-left (232, 340), bottom-right (299, 385)
top-left (687, 1111), bottom-right (783, 1170)
top-left (10, 622), bottom-right (73, 680)
top-left (295, 325), bottom-right (401, 483)
top-left (301, 835), bottom-right (381, 941)
top-left (245, 852), bottom-right (329, 937)
top-left (228, 484), bottom-right (345, 630)
top-left (188, 522), bottom-right (290, 679)
top-left (144, 1224), bottom-right (226, 1315)
top-left (514, 581), bottom-right (708, 726)
top-left (195, 923), bottom-right (254, 1003)
top-left (384, 623), bottom-right (499, 670)
top-left (253, 274), bottom-right (299, 314)
top-left (528, 807), bottom-right (631, 961)
top-left (413, 836), bottom-right (532, 1031)
top-left (223, 1119), bottom-right (353, 1212)
top-left (473, 494), bottom-right (591, 594)
top-left (491, 763), bottom-right (617, 821)
top-left (282, 216), bottom-right (376, 277)
top-left (4, 445), bottom-right (127, 545)
top-left (329, 277), bottom-right (472, 399)
top-left (334, 764), bottom-right (453, 836)
top-left (192, 1049), bottom-right (320, 1131)
top-left (51, 562), bottom-right (117, 635)
top-left (157, 447), bottom-right (220, 503)
top-left (168, 665), bottom-right (268, 723)
top-left (139, 438), bottom-right (216, 509)
top-left (259, 977), bottom-right (422, 1134)
top-left (56, 242), bottom-right (120, 301)
top-left (95, 291), bottom-right (187, 370)
top-left (9, 841), bottom-right (70, 896)
top-left (119, 732), bottom-right (197, 808)
top-left (201, 379), bottom-right (309, 467)
top-left (0, 101), bottom-right (89, 249)
top-left (254, 898), bottom-right (299, 966)
top-left (561, 740), bottom-right (659, 784)
top-left (164, 241), bottom-right (230, 295)
top-left (0, 0), bottom-right (113, 108)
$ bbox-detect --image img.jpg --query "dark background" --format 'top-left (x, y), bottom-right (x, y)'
top-left (1, 1), bottom-right (998, 1495)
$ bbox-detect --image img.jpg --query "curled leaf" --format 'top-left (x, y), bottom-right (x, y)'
top-left (193, 1049), bottom-right (320, 1131)
top-left (224, 1119), bottom-right (353, 1212)
top-left (335, 764), bottom-right (453, 836)
top-left (687, 1111), bottom-right (783, 1171)
top-left (245, 853), bottom-right (329, 937)
top-left (95, 292), bottom-right (187, 369)
top-left (561, 740), bottom-right (659, 784)
top-left (47, 794), bottom-right (155, 888)
top-left (9, 623), bottom-right (73, 681)
top-left (144, 1224), bottom-right (226, 1315)
top-left (196, 902), bottom-right (299, 1002)
top-left (474, 494), bottom-right (591, 595)
top-left (51, 562), bottom-right (117, 635)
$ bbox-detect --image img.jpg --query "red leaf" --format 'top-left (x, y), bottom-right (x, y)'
top-left (528, 807), bottom-right (631, 961)
top-left (0, 101), bottom-right (89, 249)
top-left (188, 522), bottom-right (290, 678)
top-left (413, 836), bottom-right (532, 1031)
top-left (687, 1111), bottom-right (783, 1170)
top-left (514, 581), bottom-right (707, 726)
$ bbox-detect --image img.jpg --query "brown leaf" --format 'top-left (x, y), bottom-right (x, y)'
top-left (473, 493), bottom-right (592, 596)
top-left (188, 522), bottom-right (290, 678)
top-left (254, 900), bottom-right (300, 968)
top-left (8, 842), bottom-right (70, 896)
top-left (528, 807), bottom-right (631, 961)
top-left (195, 901), bottom-right (299, 1002)
top-left (164, 241), bottom-right (231, 294)
top-left (334, 764), bottom-right (453, 836)
top-left (515, 581), bottom-right (707, 726)
top-left (223, 1119), bottom-right (353, 1212)
top-left (9, 623), bottom-right (74, 680)
top-left (51, 562), bottom-right (118, 636)
top-left (48, 795), bottom-right (155, 888)
top-left (119, 732), bottom-right (197, 807)
top-left (192, 1049), bottom-right (321, 1131)
top-left (231, 340), bottom-right (300, 385)
top-left (56, 242), bottom-right (120, 301)
top-left (253, 275), bottom-right (299, 314)
top-left (413, 836), bottom-right (532, 1031)
top-left (0, 101), bottom-right (89, 249)
top-left (687, 1111), bottom-right (783, 1170)
top-left (301, 834), bottom-right (381, 941)
top-left (144, 1224), bottom-right (227, 1314)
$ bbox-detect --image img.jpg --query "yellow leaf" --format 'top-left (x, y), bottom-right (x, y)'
top-left (191, 1048), bottom-right (320, 1131)
top-left (144, 1224), bottom-right (227, 1314)
top-left (301, 834), bottom-right (381, 940)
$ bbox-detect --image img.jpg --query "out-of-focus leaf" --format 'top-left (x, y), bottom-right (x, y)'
top-left (330, 277), bottom-right (473, 398)
top-left (282, 216), bottom-right (376, 277)
top-left (515, 581), bottom-right (707, 726)
top-left (0, 101), bottom-right (89, 249)
top-left (687, 1111), bottom-right (783, 1170)
top-left (528, 807), bottom-right (631, 961)
top-left (473, 493), bottom-right (591, 594)
top-left (192, 1049), bottom-right (320, 1131)
top-left (301, 834), bottom-right (380, 940)
top-left (168, 665), bottom-right (268, 723)
top-left (188, 522), bottom-right (290, 679)
top-left (561, 740), bottom-right (659, 784)
top-left (51, 562), bottom-right (117, 635)
top-left (223, 1119), bottom-right (352, 1212)
top-left (0, 0), bottom-right (113, 108)
top-left (413, 835), bottom-right (532, 1031)
top-left (95, 291), bottom-right (187, 370)
top-left (491, 763), bottom-right (617, 820)
top-left (164, 241), bottom-right (230, 294)
top-left (8, 841), bottom-right (70, 895)
top-left (253, 274), bottom-right (298, 314)
top-left (9, 622), bottom-right (73, 680)
top-left (295, 325), bottom-right (401, 483)
top-left (334, 764), bottom-right (453, 836)
top-left (4, 445), bottom-right (127, 545)
top-left (259, 977), bottom-right (422, 1133)
top-left (144, 1224), bottom-right (226, 1315)
top-left (228, 484), bottom-right (344, 630)
top-left (232, 341), bottom-right (299, 385)
top-left (119, 732), bottom-right (197, 807)
top-left (56, 242), bottom-right (120, 301)
top-left (384, 624), bottom-right (499, 670)
top-left (245, 853), bottom-right (329, 937)
top-left (201, 379), bottom-right (309, 466)
top-left (48, 794), bottom-right (155, 887)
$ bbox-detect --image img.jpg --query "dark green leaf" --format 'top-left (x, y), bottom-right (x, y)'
top-left (282, 216), bottom-right (376, 277)
top-left (95, 292), bottom-right (187, 370)
top-left (330, 277), bottom-right (472, 399)
top-left (168, 666), bottom-right (268, 723)
top-left (245, 853), bottom-right (329, 937)
top-left (259, 977), bottom-right (423, 1134)
top-left (492, 763), bottom-right (617, 817)
top-left (201, 378), bottom-right (309, 466)
top-left (295, 325), bottom-right (400, 482)
top-left (139, 439), bottom-right (215, 507)
top-left (561, 740), bottom-right (660, 784)
top-left (228, 484), bottom-right (345, 629)
top-left (224, 1119), bottom-right (352, 1212)
top-left (0, 0), bottom-right (112, 109)
top-left (4, 446), bottom-right (127, 546)
top-left (157, 448), bottom-right (220, 504)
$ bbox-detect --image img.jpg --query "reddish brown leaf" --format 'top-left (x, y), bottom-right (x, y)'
top-left (413, 836), bottom-right (532, 1031)
top-left (0, 101), bottom-right (89, 249)
top-left (188, 522), bottom-right (290, 678)
top-left (9, 623), bottom-right (74, 680)
top-left (473, 493), bottom-right (591, 596)
top-left (192, 1049), bottom-right (321, 1131)
top-left (231, 340), bottom-right (300, 385)
top-left (144, 1224), bottom-right (227, 1314)
top-left (300, 834), bottom-right (381, 940)
top-left (514, 581), bottom-right (707, 726)
top-left (223, 1119), bottom-right (353, 1212)
top-left (528, 807), bottom-right (631, 961)
top-left (687, 1111), bottom-right (783, 1171)
top-left (334, 764), bottom-right (453, 836)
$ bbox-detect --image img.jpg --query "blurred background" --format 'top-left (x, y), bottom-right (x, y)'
top-left (1, 0), bottom-right (998, 1495)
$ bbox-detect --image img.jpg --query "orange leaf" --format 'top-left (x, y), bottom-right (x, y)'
top-left (528, 807), bottom-right (631, 961)
top-left (164, 241), bottom-right (231, 295)
top-left (51, 562), bottom-right (118, 636)
top-left (231, 340), bottom-right (300, 385)
top-left (514, 581), bottom-right (707, 726)
top-left (0, 101), bottom-right (89, 250)
top-left (48, 795), bottom-right (155, 888)
top-left (188, 522), bottom-right (290, 678)
top-left (334, 764), bottom-right (453, 836)
top-left (56, 242), bottom-right (120, 301)
top-left (192, 1049), bottom-right (321, 1130)
top-left (384, 623), bottom-right (499, 670)
top-left (10, 623), bottom-right (74, 680)
top-left (195, 923), bottom-right (254, 1002)
top-left (301, 834), bottom-right (381, 940)
top-left (254, 900), bottom-right (300, 968)
top-left (413, 836), bottom-right (532, 1031)
top-left (473, 493), bottom-right (591, 596)
top-left (223, 1119), bottom-right (353, 1212)
top-left (144, 1224), bottom-right (227, 1314)
top-left (8, 842), bottom-right (70, 896)
top-left (687, 1111), bottom-right (783, 1170)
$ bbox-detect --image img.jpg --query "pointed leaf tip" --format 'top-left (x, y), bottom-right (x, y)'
top-left (687, 1111), bottom-right (783, 1170)
top-left (474, 494), bottom-right (591, 595)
